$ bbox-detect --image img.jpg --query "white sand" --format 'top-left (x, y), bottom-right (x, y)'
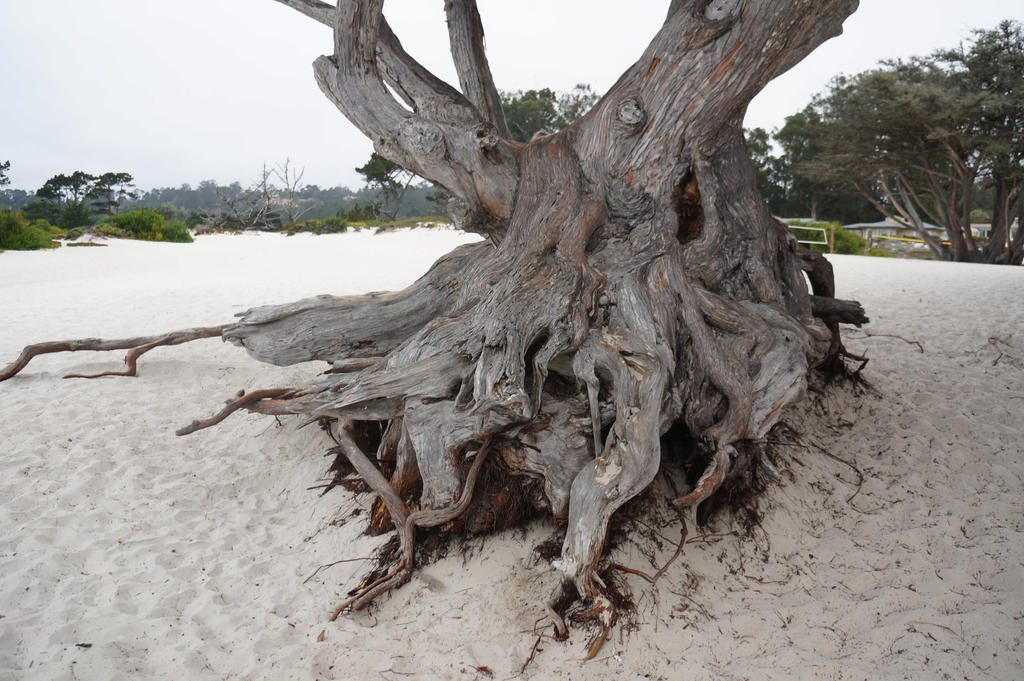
top-left (1, 234), bottom-right (1021, 680)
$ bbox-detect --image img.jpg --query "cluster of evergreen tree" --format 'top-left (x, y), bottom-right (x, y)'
top-left (1, 170), bottom-right (138, 229)
top-left (746, 20), bottom-right (1023, 263)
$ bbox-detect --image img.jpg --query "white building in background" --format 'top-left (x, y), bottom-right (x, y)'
top-left (971, 218), bottom-right (1020, 240)
top-left (843, 218), bottom-right (1019, 242)
top-left (842, 220), bottom-right (943, 240)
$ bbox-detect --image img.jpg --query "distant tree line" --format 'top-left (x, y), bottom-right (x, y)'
top-left (5, 22), bottom-right (1021, 263)
top-left (0, 164), bottom-right (448, 232)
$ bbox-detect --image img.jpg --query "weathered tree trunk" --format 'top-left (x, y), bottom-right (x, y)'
top-left (241, 0), bottom-right (862, 605)
top-left (3, 0), bottom-right (866, 626)
top-left (986, 178), bottom-right (1024, 265)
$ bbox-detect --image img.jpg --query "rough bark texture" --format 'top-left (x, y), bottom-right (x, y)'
top-left (249, 0), bottom-right (863, 606)
top-left (4, 0), bottom-right (865, 625)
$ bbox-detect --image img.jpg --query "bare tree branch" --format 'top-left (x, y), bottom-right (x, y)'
top-left (273, 158), bottom-right (311, 224)
top-left (664, 0), bottom-right (689, 24)
top-left (1, 326), bottom-right (228, 382)
top-left (271, 0), bottom-right (333, 26)
top-left (444, 0), bottom-right (510, 138)
top-left (273, 0), bottom-right (479, 124)
top-left (306, 0), bottom-right (518, 231)
top-left (870, 175), bottom-right (945, 258)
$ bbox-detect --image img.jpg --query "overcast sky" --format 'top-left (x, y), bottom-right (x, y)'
top-left (2, 1), bottom-right (1022, 192)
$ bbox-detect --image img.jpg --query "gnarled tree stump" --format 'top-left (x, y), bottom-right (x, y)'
top-left (3, 0), bottom-right (867, 630)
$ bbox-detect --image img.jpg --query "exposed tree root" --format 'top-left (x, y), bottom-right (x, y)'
top-left (810, 441), bottom-right (866, 505)
top-left (520, 631), bottom-right (545, 674)
top-left (0, 325), bottom-right (228, 382)
top-left (986, 335), bottom-right (1021, 367)
top-left (677, 446), bottom-right (733, 526)
top-left (808, 295), bottom-right (869, 327)
top-left (302, 556), bottom-right (372, 585)
top-left (850, 330), bottom-right (925, 353)
top-left (0, 246), bottom-right (866, 635)
top-left (582, 622), bottom-right (611, 661)
top-left (328, 427), bottom-right (493, 619)
top-left (176, 388), bottom-right (304, 436)
top-left (1, 241), bottom-right (866, 639)
top-left (2, 0), bottom-right (869, 646)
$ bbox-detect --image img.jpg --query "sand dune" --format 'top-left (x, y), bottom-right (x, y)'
top-left (1, 231), bottom-right (1021, 680)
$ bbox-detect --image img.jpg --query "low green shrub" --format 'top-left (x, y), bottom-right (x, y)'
top-left (788, 220), bottom-right (901, 258)
top-left (163, 220), bottom-right (192, 242)
top-left (103, 209), bottom-right (193, 243)
top-left (283, 216), bottom-right (349, 235)
top-left (40, 220), bottom-right (68, 239)
top-left (0, 210), bottom-right (61, 250)
top-left (97, 224), bottom-right (127, 238)
top-left (831, 226), bottom-right (870, 255)
top-left (150, 205), bottom-right (177, 220)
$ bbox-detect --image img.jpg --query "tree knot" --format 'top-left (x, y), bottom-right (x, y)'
top-left (616, 97), bottom-right (647, 131)
top-left (703, 0), bottom-right (742, 23)
top-left (471, 123), bottom-right (500, 151)
top-left (401, 119), bottom-right (445, 159)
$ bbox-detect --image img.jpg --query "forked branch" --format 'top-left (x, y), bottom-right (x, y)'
top-left (272, 0), bottom-right (479, 123)
top-left (273, 0), bottom-right (519, 226)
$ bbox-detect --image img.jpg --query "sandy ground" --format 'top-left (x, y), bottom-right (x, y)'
top-left (0, 232), bottom-right (1021, 681)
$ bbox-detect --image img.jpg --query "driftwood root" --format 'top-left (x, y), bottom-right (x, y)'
top-left (0, 325), bottom-right (228, 382)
